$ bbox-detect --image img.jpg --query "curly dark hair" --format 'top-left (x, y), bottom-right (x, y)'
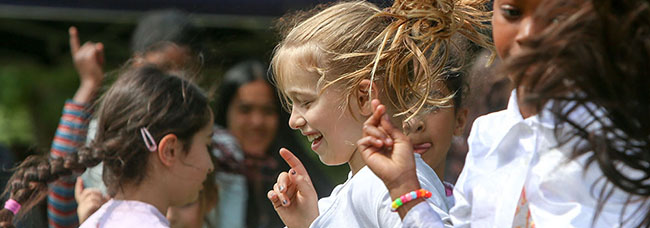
top-left (502, 0), bottom-right (650, 226)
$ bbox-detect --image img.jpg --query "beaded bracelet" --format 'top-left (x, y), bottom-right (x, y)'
top-left (390, 189), bottom-right (432, 212)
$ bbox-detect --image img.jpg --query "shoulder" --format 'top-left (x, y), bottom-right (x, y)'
top-left (81, 200), bottom-right (169, 228)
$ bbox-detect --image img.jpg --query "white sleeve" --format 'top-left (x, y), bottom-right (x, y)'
top-left (401, 202), bottom-right (451, 228)
top-left (448, 117), bottom-right (488, 228)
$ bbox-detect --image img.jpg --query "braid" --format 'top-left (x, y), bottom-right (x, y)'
top-left (0, 154), bottom-right (86, 227)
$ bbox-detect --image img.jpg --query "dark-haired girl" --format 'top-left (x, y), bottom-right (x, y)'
top-left (360, 0), bottom-right (650, 227)
top-left (1, 66), bottom-right (214, 227)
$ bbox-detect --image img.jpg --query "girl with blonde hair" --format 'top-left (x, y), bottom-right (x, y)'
top-left (266, 0), bottom-right (492, 227)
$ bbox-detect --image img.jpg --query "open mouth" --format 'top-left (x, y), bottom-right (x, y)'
top-left (412, 142), bottom-right (432, 155)
top-left (308, 133), bottom-right (323, 150)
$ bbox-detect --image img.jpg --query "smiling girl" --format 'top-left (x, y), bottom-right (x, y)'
top-left (264, 0), bottom-right (493, 227)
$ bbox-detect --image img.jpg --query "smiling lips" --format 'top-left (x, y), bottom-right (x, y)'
top-left (305, 132), bottom-right (323, 150)
top-left (412, 142), bottom-right (432, 155)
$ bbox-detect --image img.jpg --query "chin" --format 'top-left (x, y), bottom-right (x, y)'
top-left (318, 156), bottom-right (347, 166)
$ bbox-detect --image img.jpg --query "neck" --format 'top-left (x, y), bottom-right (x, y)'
top-left (516, 85), bottom-right (538, 118)
top-left (348, 148), bottom-right (366, 175)
top-left (113, 177), bottom-right (170, 215)
top-left (433, 162), bottom-right (445, 181)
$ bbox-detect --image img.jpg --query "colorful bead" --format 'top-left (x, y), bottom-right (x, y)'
top-left (390, 189), bottom-right (433, 212)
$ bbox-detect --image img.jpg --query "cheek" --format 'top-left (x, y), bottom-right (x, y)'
top-left (492, 17), bottom-right (516, 59)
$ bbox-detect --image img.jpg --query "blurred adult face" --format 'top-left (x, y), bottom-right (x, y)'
top-left (227, 80), bottom-right (279, 157)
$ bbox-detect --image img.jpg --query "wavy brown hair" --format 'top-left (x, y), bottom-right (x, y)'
top-left (503, 0), bottom-right (650, 226)
top-left (0, 65), bottom-right (212, 227)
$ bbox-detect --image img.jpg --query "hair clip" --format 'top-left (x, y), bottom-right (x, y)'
top-left (4, 199), bottom-right (21, 215)
top-left (140, 127), bottom-right (158, 152)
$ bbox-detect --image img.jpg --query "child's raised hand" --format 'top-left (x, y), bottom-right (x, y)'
top-left (69, 26), bottom-right (104, 103)
top-left (267, 148), bottom-right (319, 228)
top-left (74, 177), bottom-right (108, 224)
top-left (357, 100), bottom-right (422, 202)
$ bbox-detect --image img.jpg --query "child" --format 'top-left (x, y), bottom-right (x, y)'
top-left (360, 0), bottom-right (650, 227)
top-left (402, 70), bottom-right (469, 206)
top-left (265, 0), bottom-right (491, 227)
top-left (47, 26), bottom-right (106, 228)
top-left (0, 65), bottom-right (214, 227)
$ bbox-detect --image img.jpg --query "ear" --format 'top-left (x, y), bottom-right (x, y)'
top-left (157, 134), bottom-right (182, 167)
top-left (358, 79), bottom-right (379, 116)
top-left (453, 108), bottom-right (469, 136)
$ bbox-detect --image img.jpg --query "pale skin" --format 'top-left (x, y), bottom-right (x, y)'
top-left (266, 78), bottom-right (390, 228)
top-left (68, 26), bottom-right (104, 104)
top-left (112, 121), bottom-right (215, 215)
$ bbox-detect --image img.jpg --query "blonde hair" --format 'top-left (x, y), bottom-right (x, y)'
top-left (272, 0), bottom-right (493, 121)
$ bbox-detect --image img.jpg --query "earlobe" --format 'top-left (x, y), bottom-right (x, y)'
top-left (157, 134), bottom-right (180, 167)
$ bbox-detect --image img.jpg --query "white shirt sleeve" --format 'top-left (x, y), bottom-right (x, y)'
top-left (401, 202), bottom-right (452, 228)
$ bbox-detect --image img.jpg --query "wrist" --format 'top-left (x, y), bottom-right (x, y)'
top-left (79, 78), bottom-right (102, 90)
top-left (386, 172), bottom-right (421, 200)
top-left (73, 81), bottom-right (101, 104)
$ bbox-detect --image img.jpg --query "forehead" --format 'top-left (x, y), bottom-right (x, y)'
top-left (494, 0), bottom-right (542, 7)
top-left (234, 80), bottom-right (276, 104)
top-left (275, 45), bottom-right (326, 97)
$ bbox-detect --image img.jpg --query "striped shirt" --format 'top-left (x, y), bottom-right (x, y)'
top-left (47, 100), bottom-right (91, 228)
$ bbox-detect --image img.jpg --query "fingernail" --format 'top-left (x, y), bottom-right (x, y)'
top-left (291, 170), bottom-right (296, 175)
top-left (376, 139), bottom-right (383, 144)
top-left (386, 138), bottom-right (393, 145)
top-left (282, 200), bottom-right (288, 205)
top-left (279, 185), bottom-right (285, 192)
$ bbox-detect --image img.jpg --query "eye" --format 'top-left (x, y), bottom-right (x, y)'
top-left (302, 100), bottom-right (313, 107)
top-left (500, 5), bottom-right (522, 20)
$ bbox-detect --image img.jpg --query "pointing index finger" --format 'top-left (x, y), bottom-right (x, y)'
top-left (69, 26), bottom-right (80, 55)
top-left (279, 148), bottom-right (307, 175)
top-left (365, 99), bottom-right (385, 127)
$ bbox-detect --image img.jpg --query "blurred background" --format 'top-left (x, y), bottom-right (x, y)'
top-left (0, 0), bottom-right (397, 181)
top-left (0, 1), bottom-right (509, 227)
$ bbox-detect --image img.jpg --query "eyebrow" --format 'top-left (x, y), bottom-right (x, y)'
top-left (286, 89), bottom-right (316, 100)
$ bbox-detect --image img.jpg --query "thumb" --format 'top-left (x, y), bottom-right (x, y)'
top-left (75, 176), bottom-right (84, 200)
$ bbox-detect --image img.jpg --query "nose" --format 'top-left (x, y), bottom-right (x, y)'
top-left (206, 153), bottom-right (215, 173)
top-left (404, 118), bottom-right (425, 135)
top-left (288, 106), bottom-right (306, 130)
top-left (515, 17), bottom-right (534, 47)
top-left (250, 111), bottom-right (265, 126)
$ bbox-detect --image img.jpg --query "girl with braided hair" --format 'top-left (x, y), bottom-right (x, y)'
top-left (0, 65), bottom-right (214, 228)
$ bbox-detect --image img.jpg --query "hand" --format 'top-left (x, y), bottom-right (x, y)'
top-left (75, 177), bottom-right (109, 224)
top-left (69, 26), bottom-right (104, 103)
top-left (357, 100), bottom-right (422, 217)
top-left (267, 148), bottom-right (319, 228)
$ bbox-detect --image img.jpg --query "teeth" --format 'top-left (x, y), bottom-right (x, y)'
top-left (306, 133), bottom-right (322, 142)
